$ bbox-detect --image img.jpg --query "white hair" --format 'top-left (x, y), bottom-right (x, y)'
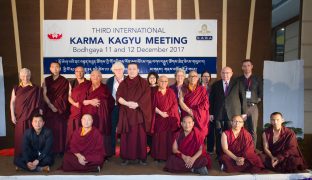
top-left (91, 69), bottom-right (102, 77)
top-left (19, 68), bottom-right (31, 77)
top-left (111, 61), bottom-right (125, 72)
top-left (175, 68), bottom-right (186, 77)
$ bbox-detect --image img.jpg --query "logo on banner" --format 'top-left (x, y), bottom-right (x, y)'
top-left (48, 33), bottom-right (63, 40)
top-left (196, 24), bottom-right (213, 41)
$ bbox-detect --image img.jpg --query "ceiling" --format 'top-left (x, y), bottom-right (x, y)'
top-left (272, 0), bottom-right (300, 28)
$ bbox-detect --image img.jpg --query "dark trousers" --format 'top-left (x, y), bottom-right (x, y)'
top-left (215, 120), bottom-right (231, 157)
top-left (14, 155), bottom-right (54, 171)
top-left (245, 104), bottom-right (258, 146)
top-left (206, 121), bottom-right (215, 153)
top-left (111, 105), bottom-right (119, 155)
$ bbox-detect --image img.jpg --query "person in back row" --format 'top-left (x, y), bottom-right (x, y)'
top-left (151, 75), bottom-right (180, 162)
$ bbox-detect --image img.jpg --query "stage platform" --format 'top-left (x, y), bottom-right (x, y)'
top-left (0, 154), bottom-right (311, 180)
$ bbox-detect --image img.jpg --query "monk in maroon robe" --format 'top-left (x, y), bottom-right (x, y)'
top-left (262, 112), bottom-right (307, 173)
top-left (220, 115), bottom-right (264, 173)
top-left (43, 61), bottom-right (69, 154)
top-left (82, 70), bottom-right (114, 157)
top-left (66, 66), bottom-right (91, 147)
top-left (164, 116), bottom-right (211, 175)
top-left (117, 63), bottom-right (152, 165)
top-left (10, 68), bottom-right (43, 157)
top-left (151, 76), bottom-right (180, 161)
top-left (179, 71), bottom-right (209, 136)
top-left (62, 114), bottom-right (105, 172)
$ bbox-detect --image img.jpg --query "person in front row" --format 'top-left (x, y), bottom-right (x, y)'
top-left (62, 114), bottom-right (105, 172)
top-left (261, 112), bottom-right (307, 173)
top-left (14, 114), bottom-right (53, 172)
top-left (164, 115), bottom-right (211, 175)
top-left (220, 115), bottom-right (264, 173)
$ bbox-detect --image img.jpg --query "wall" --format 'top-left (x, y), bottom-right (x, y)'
top-left (301, 0), bottom-right (312, 167)
top-left (284, 20), bottom-right (300, 61)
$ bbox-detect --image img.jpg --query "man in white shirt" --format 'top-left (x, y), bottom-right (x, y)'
top-left (106, 61), bottom-right (125, 155)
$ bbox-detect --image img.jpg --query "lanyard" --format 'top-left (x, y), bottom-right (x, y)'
top-left (245, 78), bottom-right (252, 90)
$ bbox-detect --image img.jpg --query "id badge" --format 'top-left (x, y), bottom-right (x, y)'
top-left (246, 91), bottom-right (251, 99)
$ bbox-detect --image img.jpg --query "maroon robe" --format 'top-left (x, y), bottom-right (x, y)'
top-left (220, 128), bottom-right (264, 173)
top-left (262, 126), bottom-right (307, 172)
top-left (66, 80), bottom-right (91, 147)
top-left (44, 75), bottom-right (69, 153)
top-left (181, 85), bottom-right (209, 136)
top-left (117, 75), bottom-right (152, 160)
top-left (164, 128), bottom-right (211, 173)
top-left (62, 127), bottom-right (105, 172)
top-left (151, 88), bottom-right (180, 160)
top-left (13, 84), bottom-right (42, 157)
top-left (82, 83), bottom-right (114, 157)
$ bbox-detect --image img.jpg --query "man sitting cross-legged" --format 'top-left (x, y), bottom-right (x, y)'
top-left (164, 115), bottom-right (211, 175)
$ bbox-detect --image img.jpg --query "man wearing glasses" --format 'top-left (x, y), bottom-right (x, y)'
top-left (219, 115), bottom-right (264, 173)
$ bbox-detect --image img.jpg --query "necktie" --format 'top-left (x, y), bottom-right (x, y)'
top-left (225, 82), bottom-right (229, 96)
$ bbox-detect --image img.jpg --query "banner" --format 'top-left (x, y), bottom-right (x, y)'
top-left (263, 60), bottom-right (304, 135)
top-left (0, 57), bottom-right (6, 136)
top-left (44, 20), bottom-right (217, 78)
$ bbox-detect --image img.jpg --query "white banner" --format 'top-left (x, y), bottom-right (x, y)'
top-left (263, 60), bottom-right (304, 135)
top-left (43, 20), bottom-right (217, 78)
top-left (0, 57), bottom-right (6, 136)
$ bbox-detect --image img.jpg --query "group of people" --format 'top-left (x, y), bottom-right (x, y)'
top-left (10, 60), bottom-right (307, 174)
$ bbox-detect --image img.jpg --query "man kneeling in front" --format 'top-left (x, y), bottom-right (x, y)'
top-left (164, 115), bottom-right (211, 175)
top-left (14, 113), bottom-right (53, 172)
top-left (62, 114), bottom-right (105, 172)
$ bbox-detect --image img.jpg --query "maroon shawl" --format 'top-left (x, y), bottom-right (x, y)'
top-left (117, 75), bottom-right (152, 133)
top-left (82, 83), bottom-right (114, 135)
top-left (223, 128), bottom-right (264, 168)
top-left (14, 84), bottom-right (42, 123)
top-left (69, 80), bottom-right (91, 120)
top-left (263, 126), bottom-right (307, 172)
top-left (45, 75), bottom-right (69, 114)
top-left (152, 88), bottom-right (180, 133)
top-left (68, 127), bottom-right (105, 162)
top-left (181, 86), bottom-right (209, 136)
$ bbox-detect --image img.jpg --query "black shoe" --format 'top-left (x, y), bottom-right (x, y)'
top-left (139, 160), bottom-right (147, 166)
top-left (194, 166), bottom-right (208, 175)
top-left (121, 160), bottom-right (129, 166)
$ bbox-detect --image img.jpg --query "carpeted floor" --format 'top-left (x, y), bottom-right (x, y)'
top-left (0, 153), bottom-right (246, 176)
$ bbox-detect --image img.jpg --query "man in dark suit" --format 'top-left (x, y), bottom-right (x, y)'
top-left (209, 66), bottom-right (247, 157)
top-left (238, 59), bottom-right (262, 146)
top-left (106, 61), bottom-right (125, 155)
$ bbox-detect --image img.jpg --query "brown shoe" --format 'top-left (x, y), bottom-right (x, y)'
top-left (41, 166), bottom-right (50, 173)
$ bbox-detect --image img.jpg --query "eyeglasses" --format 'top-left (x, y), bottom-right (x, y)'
top-left (232, 120), bottom-right (244, 124)
top-left (189, 76), bottom-right (198, 78)
top-left (202, 75), bottom-right (210, 78)
top-left (159, 81), bottom-right (168, 83)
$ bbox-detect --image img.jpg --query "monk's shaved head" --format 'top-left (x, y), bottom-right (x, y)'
top-left (81, 114), bottom-right (93, 128)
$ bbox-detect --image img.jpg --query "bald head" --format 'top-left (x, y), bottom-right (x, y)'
top-left (158, 75), bottom-right (169, 90)
top-left (221, 66), bottom-right (233, 81)
top-left (90, 70), bottom-right (102, 84)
